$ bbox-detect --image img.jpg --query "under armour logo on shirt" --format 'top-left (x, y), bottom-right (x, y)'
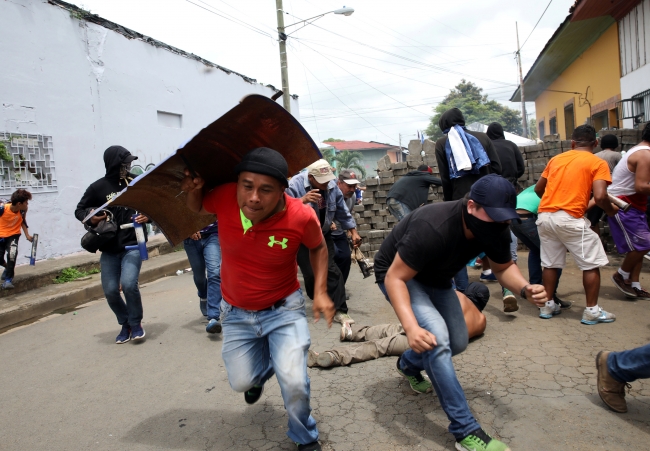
top-left (268, 236), bottom-right (288, 249)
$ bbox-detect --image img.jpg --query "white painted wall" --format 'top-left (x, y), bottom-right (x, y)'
top-left (0, 0), bottom-right (299, 263)
top-left (620, 63), bottom-right (650, 128)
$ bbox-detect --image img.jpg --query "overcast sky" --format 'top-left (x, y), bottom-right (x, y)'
top-left (70, 0), bottom-right (575, 145)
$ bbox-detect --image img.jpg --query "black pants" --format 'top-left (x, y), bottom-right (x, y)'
top-left (332, 233), bottom-right (352, 284)
top-left (0, 234), bottom-right (20, 279)
top-left (297, 233), bottom-right (348, 312)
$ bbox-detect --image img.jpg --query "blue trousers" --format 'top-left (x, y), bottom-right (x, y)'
top-left (100, 249), bottom-right (143, 327)
top-left (220, 290), bottom-right (318, 445)
top-left (608, 343), bottom-right (650, 383)
top-left (379, 280), bottom-right (480, 440)
top-left (183, 233), bottom-right (222, 320)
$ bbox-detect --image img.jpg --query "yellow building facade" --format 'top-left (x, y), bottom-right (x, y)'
top-left (534, 23), bottom-right (621, 140)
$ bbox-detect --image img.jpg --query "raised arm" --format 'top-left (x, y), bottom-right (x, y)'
top-left (181, 169), bottom-right (211, 215)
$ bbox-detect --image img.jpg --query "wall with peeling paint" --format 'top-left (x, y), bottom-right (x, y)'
top-left (0, 0), bottom-right (299, 264)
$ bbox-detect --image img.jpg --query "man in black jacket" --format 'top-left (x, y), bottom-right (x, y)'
top-left (434, 108), bottom-right (502, 291)
top-left (485, 122), bottom-right (526, 308)
top-left (434, 108), bottom-right (502, 202)
top-left (75, 146), bottom-right (149, 344)
top-left (386, 165), bottom-right (441, 221)
top-left (486, 122), bottom-right (525, 187)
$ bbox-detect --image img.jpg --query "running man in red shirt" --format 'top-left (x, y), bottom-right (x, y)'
top-left (182, 147), bottom-right (334, 451)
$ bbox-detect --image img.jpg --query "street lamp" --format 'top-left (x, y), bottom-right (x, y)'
top-left (275, 3), bottom-right (354, 113)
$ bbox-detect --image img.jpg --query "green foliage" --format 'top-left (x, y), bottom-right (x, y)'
top-left (53, 267), bottom-right (100, 284)
top-left (321, 148), bottom-right (336, 167)
top-left (69, 5), bottom-right (91, 21)
top-left (425, 80), bottom-right (523, 140)
top-left (332, 151), bottom-right (366, 179)
top-left (323, 138), bottom-right (345, 142)
top-left (529, 118), bottom-right (538, 140)
top-left (0, 141), bottom-right (11, 162)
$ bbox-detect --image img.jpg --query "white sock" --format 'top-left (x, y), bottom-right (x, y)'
top-left (545, 300), bottom-right (556, 309)
top-left (618, 268), bottom-right (631, 279)
top-left (632, 282), bottom-right (641, 289)
top-left (482, 269), bottom-right (492, 276)
top-left (586, 305), bottom-right (600, 314)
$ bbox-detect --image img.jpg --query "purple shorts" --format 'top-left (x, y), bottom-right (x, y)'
top-left (608, 207), bottom-right (650, 254)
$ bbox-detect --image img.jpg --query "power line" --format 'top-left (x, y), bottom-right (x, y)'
top-left (290, 48), bottom-right (398, 144)
top-left (520, 0), bottom-right (554, 51)
top-left (184, 0), bottom-right (274, 39)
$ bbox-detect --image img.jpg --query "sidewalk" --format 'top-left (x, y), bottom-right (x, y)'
top-left (0, 235), bottom-right (189, 331)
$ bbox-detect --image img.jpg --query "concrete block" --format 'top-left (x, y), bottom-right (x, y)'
top-left (362, 198), bottom-right (374, 205)
top-left (378, 171), bottom-right (393, 178)
top-left (371, 204), bottom-right (381, 211)
top-left (375, 191), bottom-right (387, 198)
top-left (392, 162), bottom-right (407, 170)
top-left (363, 210), bottom-right (374, 218)
top-left (353, 205), bottom-right (365, 212)
top-left (359, 224), bottom-right (371, 230)
top-left (377, 155), bottom-right (392, 171)
top-left (365, 177), bottom-right (378, 186)
top-left (376, 222), bottom-right (388, 229)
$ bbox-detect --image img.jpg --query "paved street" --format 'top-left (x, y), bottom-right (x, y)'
top-left (2, 254), bottom-right (650, 450)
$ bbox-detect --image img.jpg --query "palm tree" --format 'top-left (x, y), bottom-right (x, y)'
top-left (321, 148), bottom-right (336, 167)
top-left (332, 151), bottom-right (366, 179)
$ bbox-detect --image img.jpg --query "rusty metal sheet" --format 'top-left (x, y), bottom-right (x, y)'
top-left (83, 94), bottom-right (321, 246)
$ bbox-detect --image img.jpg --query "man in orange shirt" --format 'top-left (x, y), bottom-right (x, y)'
top-left (535, 125), bottom-right (618, 324)
top-left (0, 189), bottom-right (33, 289)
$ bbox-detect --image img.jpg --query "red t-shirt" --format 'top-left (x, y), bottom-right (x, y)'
top-left (203, 183), bottom-right (322, 310)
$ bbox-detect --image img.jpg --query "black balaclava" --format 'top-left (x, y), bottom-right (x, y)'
top-left (462, 202), bottom-right (510, 244)
top-left (438, 108), bottom-right (466, 132)
top-left (486, 122), bottom-right (505, 140)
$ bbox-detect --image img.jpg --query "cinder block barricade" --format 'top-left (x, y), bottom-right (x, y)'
top-left (359, 128), bottom-right (645, 257)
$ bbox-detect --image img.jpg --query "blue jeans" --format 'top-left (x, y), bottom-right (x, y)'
top-left (220, 290), bottom-right (318, 445)
top-left (183, 233), bottom-right (222, 320)
top-left (386, 198), bottom-right (412, 222)
top-left (608, 343), bottom-right (650, 383)
top-left (453, 267), bottom-right (469, 292)
top-left (378, 280), bottom-right (480, 440)
top-left (510, 215), bottom-right (562, 286)
top-left (100, 249), bottom-right (143, 327)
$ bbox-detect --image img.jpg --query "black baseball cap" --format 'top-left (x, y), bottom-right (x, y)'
top-left (234, 147), bottom-right (289, 187)
top-left (468, 174), bottom-right (518, 222)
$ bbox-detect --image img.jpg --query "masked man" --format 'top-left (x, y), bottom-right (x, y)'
top-left (374, 174), bottom-right (546, 451)
top-left (75, 146), bottom-right (149, 343)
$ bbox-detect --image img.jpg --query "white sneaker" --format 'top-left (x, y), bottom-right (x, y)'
top-left (539, 303), bottom-right (561, 319)
top-left (333, 311), bottom-right (355, 324)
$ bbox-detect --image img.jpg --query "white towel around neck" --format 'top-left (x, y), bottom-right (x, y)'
top-left (448, 126), bottom-right (472, 171)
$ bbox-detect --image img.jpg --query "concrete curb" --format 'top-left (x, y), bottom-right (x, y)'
top-left (0, 235), bottom-right (179, 299)
top-left (0, 252), bottom-right (189, 331)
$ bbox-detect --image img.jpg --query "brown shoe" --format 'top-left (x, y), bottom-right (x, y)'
top-left (633, 286), bottom-right (650, 299)
top-left (596, 351), bottom-right (628, 413)
top-left (611, 272), bottom-right (636, 298)
top-left (316, 351), bottom-right (341, 368)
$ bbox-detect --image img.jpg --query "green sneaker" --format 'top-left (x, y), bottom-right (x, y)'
top-left (396, 357), bottom-right (432, 394)
top-left (455, 429), bottom-right (511, 451)
top-left (502, 287), bottom-right (518, 313)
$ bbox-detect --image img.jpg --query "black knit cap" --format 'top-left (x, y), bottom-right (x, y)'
top-left (600, 134), bottom-right (619, 150)
top-left (234, 147), bottom-right (289, 187)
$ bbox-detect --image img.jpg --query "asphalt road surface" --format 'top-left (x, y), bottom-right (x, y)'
top-left (2, 256), bottom-right (650, 450)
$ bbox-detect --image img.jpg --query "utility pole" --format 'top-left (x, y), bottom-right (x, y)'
top-left (276, 0), bottom-right (291, 112)
top-left (516, 22), bottom-right (529, 139)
